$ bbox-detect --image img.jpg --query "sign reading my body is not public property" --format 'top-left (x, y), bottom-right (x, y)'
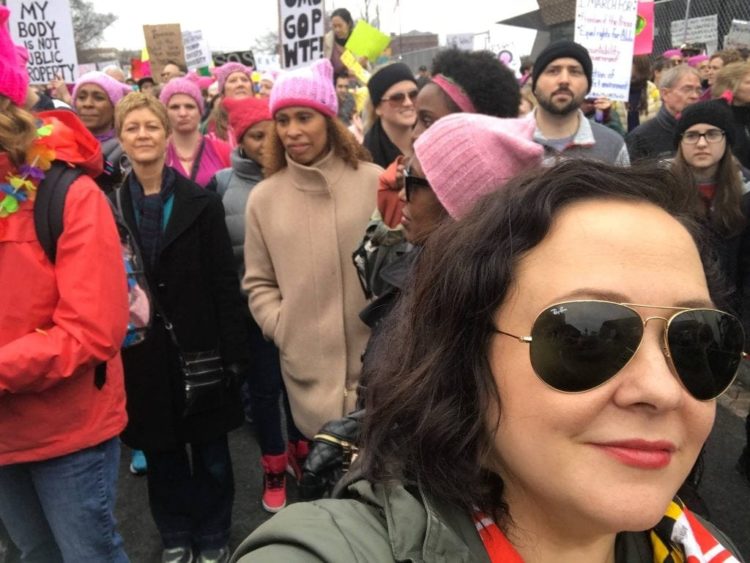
top-left (574, 0), bottom-right (638, 102)
top-left (7, 0), bottom-right (78, 84)
top-left (278, 0), bottom-right (325, 69)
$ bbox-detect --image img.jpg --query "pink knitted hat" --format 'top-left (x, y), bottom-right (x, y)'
top-left (73, 71), bottom-right (132, 107)
top-left (687, 54), bottom-right (709, 67)
top-left (223, 96), bottom-right (272, 142)
top-left (159, 77), bottom-right (205, 114)
top-left (0, 6), bottom-right (29, 106)
top-left (215, 62), bottom-right (253, 94)
top-left (269, 59), bottom-right (337, 118)
top-left (414, 113), bottom-right (543, 219)
top-left (663, 48), bottom-right (682, 59)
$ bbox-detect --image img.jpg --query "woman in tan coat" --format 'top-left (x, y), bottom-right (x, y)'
top-left (243, 59), bottom-right (380, 457)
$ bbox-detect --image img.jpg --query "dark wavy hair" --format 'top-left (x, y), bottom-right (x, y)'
top-left (431, 48), bottom-right (520, 117)
top-left (361, 159), bottom-right (727, 526)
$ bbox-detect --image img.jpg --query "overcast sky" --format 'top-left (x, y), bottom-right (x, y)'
top-left (90, 0), bottom-right (540, 52)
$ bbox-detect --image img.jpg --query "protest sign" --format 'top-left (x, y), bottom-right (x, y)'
top-left (487, 24), bottom-right (538, 76)
top-left (8, 0), bottom-right (78, 84)
top-left (446, 34), bottom-right (475, 51)
top-left (670, 14), bottom-right (717, 52)
top-left (725, 20), bottom-right (750, 50)
top-left (340, 49), bottom-right (371, 84)
top-left (213, 50), bottom-right (256, 69)
top-left (182, 29), bottom-right (212, 70)
top-left (345, 20), bottom-right (390, 62)
top-left (143, 23), bottom-right (186, 83)
top-left (278, 0), bottom-right (325, 69)
top-left (574, 0), bottom-right (638, 102)
top-left (254, 54), bottom-right (282, 72)
top-left (634, 0), bottom-right (654, 55)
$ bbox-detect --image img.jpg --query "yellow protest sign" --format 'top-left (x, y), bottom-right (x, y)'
top-left (340, 49), bottom-right (371, 84)
top-left (345, 20), bottom-right (391, 63)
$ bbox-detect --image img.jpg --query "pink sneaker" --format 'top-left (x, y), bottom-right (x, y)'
top-left (261, 453), bottom-right (287, 513)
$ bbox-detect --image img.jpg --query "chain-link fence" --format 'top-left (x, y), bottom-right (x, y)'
top-left (653, 0), bottom-right (749, 55)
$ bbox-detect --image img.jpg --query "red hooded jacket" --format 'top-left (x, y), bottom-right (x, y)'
top-left (0, 110), bottom-right (129, 464)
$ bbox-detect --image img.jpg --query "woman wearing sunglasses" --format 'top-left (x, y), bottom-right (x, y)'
top-left (363, 63), bottom-right (418, 168)
top-left (233, 159), bottom-right (744, 562)
top-left (361, 115), bottom-right (540, 334)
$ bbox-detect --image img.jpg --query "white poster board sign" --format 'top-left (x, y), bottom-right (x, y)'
top-left (254, 54), bottom-right (282, 72)
top-left (725, 20), bottom-right (750, 49)
top-left (446, 34), bottom-right (474, 51)
top-left (670, 14), bottom-right (718, 46)
top-left (278, 0), bottom-right (325, 69)
top-left (7, 0), bottom-right (79, 84)
top-left (182, 30), bottom-right (212, 70)
top-left (487, 24), bottom-right (537, 76)
top-left (574, 0), bottom-right (638, 102)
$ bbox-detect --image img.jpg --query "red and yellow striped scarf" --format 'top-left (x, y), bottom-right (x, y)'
top-left (474, 498), bottom-right (738, 563)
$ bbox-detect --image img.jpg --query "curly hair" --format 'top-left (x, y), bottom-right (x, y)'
top-left (362, 160), bottom-right (726, 526)
top-left (0, 96), bottom-right (39, 167)
top-left (263, 114), bottom-right (371, 176)
top-left (431, 48), bottom-right (520, 117)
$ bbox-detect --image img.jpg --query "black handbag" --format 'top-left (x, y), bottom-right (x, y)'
top-left (180, 349), bottom-right (227, 416)
top-left (153, 298), bottom-right (228, 418)
top-left (298, 409), bottom-right (364, 500)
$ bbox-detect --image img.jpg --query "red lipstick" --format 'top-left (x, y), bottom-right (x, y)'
top-left (592, 440), bottom-right (675, 469)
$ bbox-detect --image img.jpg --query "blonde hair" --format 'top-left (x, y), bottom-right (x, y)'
top-left (712, 62), bottom-right (750, 101)
top-left (263, 114), bottom-right (372, 176)
top-left (204, 101), bottom-right (229, 141)
top-left (0, 96), bottom-right (39, 167)
top-left (115, 92), bottom-right (170, 136)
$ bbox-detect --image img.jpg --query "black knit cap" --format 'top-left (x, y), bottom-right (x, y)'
top-left (531, 39), bottom-right (593, 93)
top-left (368, 62), bottom-right (416, 106)
top-left (674, 100), bottom-right (736, 148)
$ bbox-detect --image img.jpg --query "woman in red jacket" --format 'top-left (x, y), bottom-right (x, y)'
top-left (0, 6), bottom-right (130, 561)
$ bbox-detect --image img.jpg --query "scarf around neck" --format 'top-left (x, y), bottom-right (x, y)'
top-left (474, 498), bottom-right (738, 563)
top-left (363, 119), bottom-right (403, 168)
top-left (128, 166), bottom-right (176, 266)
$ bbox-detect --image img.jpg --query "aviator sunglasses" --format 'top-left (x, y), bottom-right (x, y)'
top-left (495, 300), bottom-right (745, 401)
top-left (381, 89), bottom-right (419, 106)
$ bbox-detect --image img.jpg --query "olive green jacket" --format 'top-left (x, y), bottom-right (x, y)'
top-left (232, 480), bottom-right (744, 563)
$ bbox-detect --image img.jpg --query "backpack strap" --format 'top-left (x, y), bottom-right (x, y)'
top-left (34, 162), bottom-right (84, 264)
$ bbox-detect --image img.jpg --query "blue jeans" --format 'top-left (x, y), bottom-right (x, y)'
top-left (0, 437), bottom-right (128, 563)
top-left (144, 434), bottom-right (233, 551)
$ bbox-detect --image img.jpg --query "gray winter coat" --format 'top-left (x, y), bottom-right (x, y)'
top-left (207, 148), bottom-right (264, 277)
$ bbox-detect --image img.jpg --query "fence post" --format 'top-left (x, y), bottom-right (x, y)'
top-left (681, 0), bottom-right (692, 44)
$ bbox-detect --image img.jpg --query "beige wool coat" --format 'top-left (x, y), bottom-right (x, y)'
top-left (243, 151), bottom-right (381, 438)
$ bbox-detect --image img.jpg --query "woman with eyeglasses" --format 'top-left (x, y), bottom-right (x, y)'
top-left (363, 63), bottom-right (418, 168)
top-left (673, 100), bottom-right (750, 486)
top-left (672, 100), bottom-right (750, 285)
top-left (232, 158), bottom-right (744, 562)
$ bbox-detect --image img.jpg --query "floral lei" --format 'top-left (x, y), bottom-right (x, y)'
top-left (0, 123), bottom-right (56, 221)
